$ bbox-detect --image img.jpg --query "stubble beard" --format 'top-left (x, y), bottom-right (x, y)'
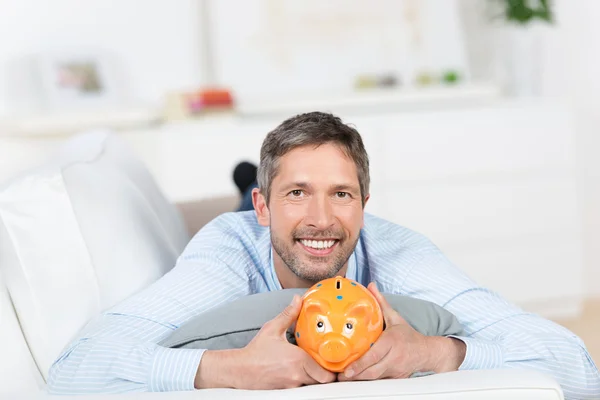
top-left (271, 228), bottom-right (359, 284)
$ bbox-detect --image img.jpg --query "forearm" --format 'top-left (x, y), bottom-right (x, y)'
top-left (450, 314), bottom-right (600, 400)
top-left (46, 276), bottom-right (205, 395)
top-left (48, 337), bottom-right (204, 394)
top-left (195, 349), bottom-right (244, 389)
top-left (47, 312), bottom-right (206, 394)
top-left (48, 214), bottom-right (256, 394)
top-left (420, 336), bottom-right (466, 374)
top-left (397, 251), bottom-right (600, 398)
top-left (443, 286), bottom-right (600, 398)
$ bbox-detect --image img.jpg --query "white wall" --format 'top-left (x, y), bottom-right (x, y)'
top-left (459, 0), bottom-right (600, 298)
top-left (205, 0), bottom-right (470, 102)
top-left (0, 0), bottom-right (203, 115)
top-left (557, 1), bottom-right (600, 298)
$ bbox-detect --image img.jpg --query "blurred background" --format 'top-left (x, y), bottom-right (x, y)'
top-left (0, 0), bottom-right (598, 361)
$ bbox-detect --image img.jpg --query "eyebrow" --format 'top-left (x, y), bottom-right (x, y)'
top-left (280, 181), bottom-right (360, 194)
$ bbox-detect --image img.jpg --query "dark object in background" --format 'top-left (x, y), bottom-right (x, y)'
top-left (378, 74), bottom-right (399, 88)
top-left (233, 161), bottom-right (258, 195)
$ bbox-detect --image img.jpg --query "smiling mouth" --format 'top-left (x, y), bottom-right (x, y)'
top-left (296, 239), bottom-right (339, 256)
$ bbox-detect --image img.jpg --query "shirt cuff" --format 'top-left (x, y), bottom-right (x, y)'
top-left (148, 346), bottom-right (206, 392)
top-left (448, 335), bottom-right (504, 370)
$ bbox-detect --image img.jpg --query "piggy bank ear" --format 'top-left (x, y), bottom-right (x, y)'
top-left (345, 298), bottom-right (374, 321)
top-left (303, 297), bottom-right (330, 315)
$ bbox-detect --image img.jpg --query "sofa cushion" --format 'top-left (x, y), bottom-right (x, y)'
top-left (159, 288), bottom-right (465, 350)
top-left (0, 270), bottom-right (45, 395)
top-left (0, 130), bottom-right (190, 381)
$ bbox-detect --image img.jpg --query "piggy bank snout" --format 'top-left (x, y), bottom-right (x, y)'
top-left (318, 335), bottom-right (351, 363)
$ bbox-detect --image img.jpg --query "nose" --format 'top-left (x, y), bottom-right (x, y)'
top-left (318, 336), bottom-right (351, 363)
top-left (305, 195), bottom-right (334, 230)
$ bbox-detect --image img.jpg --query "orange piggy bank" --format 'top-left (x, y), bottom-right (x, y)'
top-left (295, 276), bottom-right (384, 372)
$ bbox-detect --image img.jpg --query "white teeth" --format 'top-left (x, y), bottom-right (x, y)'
top-left (300, 239), bottom-right (336, 249)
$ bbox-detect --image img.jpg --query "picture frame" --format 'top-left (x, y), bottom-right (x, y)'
top-left (35, 51), bottom-right (122, 111)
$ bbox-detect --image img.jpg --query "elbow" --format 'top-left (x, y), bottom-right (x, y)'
top-left (564, 344), bottom-right (600, 399)
top-left (528, 336), bottom-right (600, 399)
top-left (45, 340), bottom-right (98, 395)
top-left (556, 337), bottom-right (600, 399)
top-left (46, 367), bottom-right (69, 395)
top-left (46, 351), bottom-right (78, 395)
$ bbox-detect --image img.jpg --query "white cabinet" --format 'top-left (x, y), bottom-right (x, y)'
top-left (353, 103), bottom-right (583, 317)
top-left (0, 99), bottom-right (584, 318)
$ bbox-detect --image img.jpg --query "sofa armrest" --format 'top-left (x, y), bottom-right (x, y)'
top-left (193, 369), bottom-right (563, 400)
top-left (26, 369), bottom-right (563, 399)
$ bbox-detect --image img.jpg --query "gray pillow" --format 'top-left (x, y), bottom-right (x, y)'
top-left (159, 288), bottom-right (465, 350)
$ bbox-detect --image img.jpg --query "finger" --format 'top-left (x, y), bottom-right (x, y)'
top-left (339, 350), bottom-right (391, 381)
top-left (297, 369), bottom-right (320, 387)
top-left (264, 295), bottom-right (302, 336)
top-left (342, 337), bottom-right (392, 379)
top-left (283, 366), bottom-right (319, 389)
top-left (302, 355), bottom-right (337, 384)
top-left (368, 282), bottom-right (404, 326)
top-left (344, 352), bottom-right (391, 381)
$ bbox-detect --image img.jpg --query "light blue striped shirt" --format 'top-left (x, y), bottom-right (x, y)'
top-left (47, 211), bottom-right (600, 398)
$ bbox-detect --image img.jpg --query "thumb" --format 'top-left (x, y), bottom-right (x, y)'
top-left (269, 294), bottom-right (302, 335)
top-left (367, 282), bottom-right (403, 326)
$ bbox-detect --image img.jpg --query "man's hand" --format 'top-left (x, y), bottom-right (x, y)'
top-left (195, 295), bottom-right (337, 390)
top-left (338, 283), bottom-right (466, 382)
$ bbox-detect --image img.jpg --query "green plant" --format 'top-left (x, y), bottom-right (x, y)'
top-left (495, 0), bottom-right (553, 24)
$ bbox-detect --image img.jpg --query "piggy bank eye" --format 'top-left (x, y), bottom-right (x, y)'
top-left (344, 322), bottom-right (354, 333)
top-left (316, 321), bottom-right (325, 332)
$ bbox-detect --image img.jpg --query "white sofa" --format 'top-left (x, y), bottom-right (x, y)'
top-left (0, 130), bottom-right (565, 399)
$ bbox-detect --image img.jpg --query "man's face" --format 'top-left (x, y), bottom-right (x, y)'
top-left (254, 143), bottom-right (368, 285)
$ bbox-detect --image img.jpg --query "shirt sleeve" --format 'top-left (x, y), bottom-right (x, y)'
top-left (46, 213), bottom-right (255, 394)
top-left (399, 240), bottom-right (600, 400)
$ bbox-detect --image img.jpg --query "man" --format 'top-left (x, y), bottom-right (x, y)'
top-left (47, 112), bottom-right (599, 398)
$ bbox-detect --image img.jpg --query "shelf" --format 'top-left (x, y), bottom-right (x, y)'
top-left (0, 83), bottom-right (503, 137)
top-left (0, 106), bottom-right (162, 138)
top-left (235, 83), bottom-right (503, 117)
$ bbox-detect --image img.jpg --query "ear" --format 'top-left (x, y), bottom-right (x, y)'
top-left (303, 297), bottom-right (330, 315)
top-left (345, 298), bottom-right (373, 321)
top-left (252, 187), bottom-right (270, 227)
top-left (361, 193), bottom-right (370, 227)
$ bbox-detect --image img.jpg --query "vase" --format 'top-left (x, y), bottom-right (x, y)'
top-left (496, 21), bottom-right (548, 97)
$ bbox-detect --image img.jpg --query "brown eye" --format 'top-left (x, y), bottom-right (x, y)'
top-left (346, 323), bottom-right (353, 330)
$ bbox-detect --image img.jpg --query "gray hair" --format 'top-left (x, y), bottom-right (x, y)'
top-left (257, 111), bottom-right (370, 206)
